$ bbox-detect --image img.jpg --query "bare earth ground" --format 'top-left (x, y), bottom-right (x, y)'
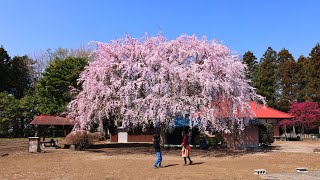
top-left (1, 139), bottom-right (320, 180)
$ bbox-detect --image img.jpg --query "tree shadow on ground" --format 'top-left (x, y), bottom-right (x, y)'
top-left (260, 145), bottom-right (281, 152)
top-left (87, 143), bottom-right (152, 149)
top-left (85, 143), bottom-right (280, 158)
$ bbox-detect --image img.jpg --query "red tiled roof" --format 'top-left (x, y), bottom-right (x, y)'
top-left (249, 101), bottom-right (292, 119)
top-left (30, 115), bottom-right (75, 125)
top-left (192, 101), bottom-right (292, 119)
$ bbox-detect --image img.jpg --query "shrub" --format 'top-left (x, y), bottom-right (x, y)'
top-left (64, 130), bottom-right (93, 150)
top-left (259, 124), bottom-right (274, 146)
top-left (90, 132), bottom-right (105, 141)
top-left (194, 133), bottom-right (222, 147)
top-left (287, 137), bottom-right (300, 141)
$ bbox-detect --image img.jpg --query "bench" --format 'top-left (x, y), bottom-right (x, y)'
top-left (41, 139), bottom-right (56, 147)
top-left (274, 136), bottom-right (286, 141)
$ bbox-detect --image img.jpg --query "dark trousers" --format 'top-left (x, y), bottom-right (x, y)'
top-left (184, 156), bottom-right (192, 164)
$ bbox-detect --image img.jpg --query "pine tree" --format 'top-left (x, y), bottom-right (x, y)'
top-left (7, 56), bottom-right (35, 99)
top-left (305, 43), bottom-right (320, 103)
top-left (0, 46), bottom-right (34, 99)
top-left (277, 49), bottom-right (294, 66)
top-left (277, 49), bottom-right (297, 111)
top-left (253, 47), bottom-right (278, 108)
top-left (296, 55), bottom-right (309, 102)
top-left (242, 51), bottom-right (257, 84)
top-left (0, 46), bottom-right (11, 92)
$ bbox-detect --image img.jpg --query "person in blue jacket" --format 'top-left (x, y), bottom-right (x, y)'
top-left (153, 133), bottom-right (162, 168)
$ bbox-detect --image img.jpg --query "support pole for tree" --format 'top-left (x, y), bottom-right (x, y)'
top-left (283, 126), bottom-right (287, 141)
top-left (160, 123), bottom-right (167, 144)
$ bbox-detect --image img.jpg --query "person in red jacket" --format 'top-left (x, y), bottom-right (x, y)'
top-left (181, 131), bottom-right (193, 165)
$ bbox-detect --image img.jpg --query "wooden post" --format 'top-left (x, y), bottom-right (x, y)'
top-left (160, 124), bottom-right (167, 144)
top-left (284, 126), bottom-right (287, 134)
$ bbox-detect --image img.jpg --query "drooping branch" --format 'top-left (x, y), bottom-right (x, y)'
top-left (67, 34), bottom-right (264, 133)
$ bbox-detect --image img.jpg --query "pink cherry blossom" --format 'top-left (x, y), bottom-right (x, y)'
top-left (67, 34), bottom-right (264, 133)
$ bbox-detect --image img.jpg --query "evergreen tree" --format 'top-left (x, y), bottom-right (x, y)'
top-left (0, 46), bottom-right (11, 92)
top-left (242, 51), bottom-right (257, 84)
top-left (36, 56), bottom-right (87, 115)
top-left (0, 92), bottom-right (20, 137)
top-left (19, 92), bottom-right (39, 137)
top-left (277, 48), bottom-right (294, 66)
top-left (277, 49), bottom-right (297, 111)
top-left (7, 56), bottom-right (35, 99)
top-left (296, 56), bottom-right (309, 102)
top-left (0, 46), bottom-right (34, 98)
top-left (305, 43), bottom-right (320, 103)
top-left (253, 47), bottom-right (278, 108)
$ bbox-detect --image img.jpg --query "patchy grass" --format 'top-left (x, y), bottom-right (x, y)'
top-left (0, 138), bottom-right (29, 141)
top-left (1, 139), bottom-right (320, 179)
top-left (314, 148), bottom-right (320, 152)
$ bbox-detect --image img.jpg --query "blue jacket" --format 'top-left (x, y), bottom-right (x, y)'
top-left (153, 139), bottom-right (161, 152)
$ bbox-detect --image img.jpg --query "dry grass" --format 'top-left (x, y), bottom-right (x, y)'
top-left (314, 148), bottom-right (320, 152)
top-left (1, 139), bottom-right (320, 180)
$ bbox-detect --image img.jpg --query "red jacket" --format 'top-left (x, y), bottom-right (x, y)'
top-left (182, 135), bottom-right (189, 147)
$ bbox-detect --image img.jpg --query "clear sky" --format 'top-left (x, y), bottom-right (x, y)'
top-left (0, 0), bottom-right (319, 60)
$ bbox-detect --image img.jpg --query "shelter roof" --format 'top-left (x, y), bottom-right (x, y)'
top-left (30, 115), bottom-right (75, 125)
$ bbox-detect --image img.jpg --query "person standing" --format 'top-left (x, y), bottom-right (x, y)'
top-left (153, 134), bottom-right (162, 168)
top-left (182, 131), bottom-right (193, 165)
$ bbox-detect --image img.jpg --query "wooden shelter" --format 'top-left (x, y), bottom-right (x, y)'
top-left (30, 115), bottom-right (75, 138)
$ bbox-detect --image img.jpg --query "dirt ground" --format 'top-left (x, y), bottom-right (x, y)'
top-left (1, 139), bottom-right (320, 180)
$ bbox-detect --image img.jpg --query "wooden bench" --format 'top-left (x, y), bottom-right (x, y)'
top-left (41, 139), bottom-right (56, 147)
top-left (274, 136), bottom-right (286, 141)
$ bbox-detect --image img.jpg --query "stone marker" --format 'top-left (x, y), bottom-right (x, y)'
top-left (70, 144), bottom-right (76, 150)
top-left (28, 137), bottom-right (41, 153)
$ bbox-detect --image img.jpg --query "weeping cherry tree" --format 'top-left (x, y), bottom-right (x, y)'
top-left (67, 34), bottom-right (264, 137)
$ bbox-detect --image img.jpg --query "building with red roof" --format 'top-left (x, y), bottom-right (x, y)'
top-left (110, 101), bottom-right (292, 148)
top-left (31, 104), bottom-right (291, 148)
top-left (30, 115), bottom-right (75, 138)
top-left (249, 101), bottom-right (292, 119)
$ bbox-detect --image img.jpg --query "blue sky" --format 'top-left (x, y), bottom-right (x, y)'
top-left (0, 0), bottom-right (319, 60)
